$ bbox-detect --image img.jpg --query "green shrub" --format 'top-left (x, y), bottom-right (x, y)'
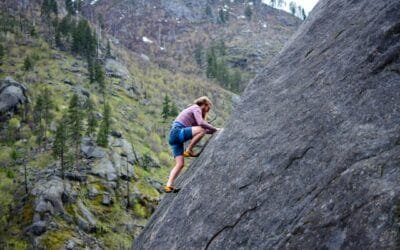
top-left (158, 151), bottom-right (171, 167)
top-left (148, 132), bottom-right (162, 153)
top-left (133, 202), bottom-right (148, 218)
top-left (0, 146), bottom-right (13, 166)
top-left (6, 169), bottom-right (15, 179)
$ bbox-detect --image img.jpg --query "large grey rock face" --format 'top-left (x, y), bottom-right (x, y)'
top-left (133, 0), bottom-right (400, 249)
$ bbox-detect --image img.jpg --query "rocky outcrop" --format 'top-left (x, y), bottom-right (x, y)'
top-left (0, 77), bottom-right (29, 114)
top-left (91, 157), bottom-right (118, 182)
top-left (27, 177), bottom-right (72, 236)
top-left (76, 201), bottom-right (97, 233)
top-left (105, 58), bottom-right (131, 80)
top-left (31, 177), bottom-right (71, 217)
top-left (83, 136), bottom-right (138, 183)
top-left (71, 85), bottom-right (90, 102)
top-left (133, 0), bottom-right (400, 249)
top-left (81, 137), bottom-right (106, 159)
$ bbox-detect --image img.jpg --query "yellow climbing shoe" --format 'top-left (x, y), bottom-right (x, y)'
top-left (183, 150), bottom-right (199, 157)
top-left (164, 186), bottom-right (180, 193)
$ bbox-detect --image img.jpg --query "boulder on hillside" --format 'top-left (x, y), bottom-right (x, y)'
top-left (27, 177), bottom-right (72, 237)
top-left (81, 137), bottom-right (106, 159)
top-left (76, 201), bottom-right (97, 233)
top-left (0, 77), bottom-right (29, 114)
top-left (90, 157), bottom-right (118, 182)
top-left (31, 176), bottom-right (71, 217)
top-left (72, 85), bottom-right (90, 102)
top-left (105, 58), bottom-right (131, 80)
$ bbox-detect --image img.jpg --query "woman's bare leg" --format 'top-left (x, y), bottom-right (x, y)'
top-left (166, 155), bottom-right (184, 187)
top-left (187, 126), bottom-right (205, 152)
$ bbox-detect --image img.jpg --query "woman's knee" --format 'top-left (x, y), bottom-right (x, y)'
top-left (174, 156), bottom-right (184, 168)
top-left (192, 126), bottom-right (205, 136)
top-left (199, 128), bottom-right (206, 135)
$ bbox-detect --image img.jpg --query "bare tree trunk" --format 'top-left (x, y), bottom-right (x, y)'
top-left (126, 156), bottom-right (131, 208)
top-left (24, 160), bottom-right (28, 194)
top-left (61, 150), bottom-right (64, 179)
top-left (75, 142), bottom-right (80, 168)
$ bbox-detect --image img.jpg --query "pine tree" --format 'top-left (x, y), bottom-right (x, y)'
top-left (218, 39), bottom-right (226, 56)
top-left (23, 55), bottom-right (33, 71)
top-left (41, 0), bottom-right (58, 18)
top-left (10, 147), bottom-right (20, 165)
top-left (65, 0), bottom-right (75, 15)
top-left (170, 101), bottom-right (179, 117)
top-left (67, 93), bottom-right (84, 164)
top-left (289, 2), bottom-right (297, 16)
top-left (230, 69), bottom-right (242, 93)
top-left (106, 40), bottom-right (111, 58)
top-left (86, 98), bottom-right (98, 136)
top-left (94, 61), bottom-right (106, 100)
top-left (71, 19), bottom-right (97, 82)
top-left (87, 56), bottom-right (96, 83)
top-left (277, 0), bottom-right (286, 8)
top-left (205, 5), bottom-right (213, 19)
top-left (94, 61), bottom-right (105, 85)
top-left (53, 117), bottom-right (68, 179)
top-left (72, 19), bottom-right (96, 58)
top-left (7, 118), bottom-right (20, 145)
top-left (72, 19), bottom-right (84, 54)
top-left (23, 158), bottom-right (29, 193)
top-left (224, 9), bottom-right (229, 22)
top-left (41, 0), bottom-right (50, 17)
top-left (74, 0), bottom-right (82, 13)
top-left (96, 122), bottom-right (108, 147)
top-left (206, 47), bottom-right (217, 78)
top-left (42, 88), bottom-right (53, 140)
top-left (90, 29), bottom-right (98, 58)
top-left (216, 58), bottom-right (229, 87)
top-left (98, 14), bottom-right (105, 30)
top-left (51, 0), bottom-right (58, 15)
top-left (194, 43), bottom-right (203, 67)
top-left (30, 26), bottom-right (37, 38)
top-left (33, 94), bottom-right (44, 143)
top-left (245, 6), bottom-right (252, 21)
top-left (0, 44), bottom-right (4, 63)
top-left (55, 29), bottom-right (62, 47)
top-left (218, 9), bottom-right (226, 24)
top-left (58, 15), bottom-right (73, 36)
top-left (300, 7), bottom-right (307, 20)
top-left (252, 0), bottom-right (262, 5)
top-left (97, 103), bottom-right (111, 147)
top-left (161, 95), bottom-right (171, 121)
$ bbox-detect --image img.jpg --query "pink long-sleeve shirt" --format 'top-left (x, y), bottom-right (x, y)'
top-left (174, 104), bottom-right (217, 134)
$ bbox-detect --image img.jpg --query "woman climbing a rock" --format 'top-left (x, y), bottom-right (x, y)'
top-left (164, 96), bottom-right (219, 193)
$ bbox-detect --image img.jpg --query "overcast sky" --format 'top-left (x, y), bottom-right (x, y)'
top-left (292, 0), bottom-right (319, 13)
top-left (262, 0), bottom-right (319, 14)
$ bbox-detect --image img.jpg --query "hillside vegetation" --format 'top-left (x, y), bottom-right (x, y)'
top-left (0, 3), bottom-right (233, 248)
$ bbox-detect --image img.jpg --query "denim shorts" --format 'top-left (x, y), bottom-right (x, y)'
top-left (168, 121), bottom-right (193, 157)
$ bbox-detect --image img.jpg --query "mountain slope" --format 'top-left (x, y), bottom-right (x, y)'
top-left (81, 0), bottom-right (301, 89)
top-left (133, 0), bottom-right (400, 248)
top-left (0, 1), bottom-right (234, 248)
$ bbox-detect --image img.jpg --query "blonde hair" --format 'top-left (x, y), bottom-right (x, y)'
top-left (194, 96), bottom-right (213, 107)
top-left (193, 96), bottom-right (212, 119)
